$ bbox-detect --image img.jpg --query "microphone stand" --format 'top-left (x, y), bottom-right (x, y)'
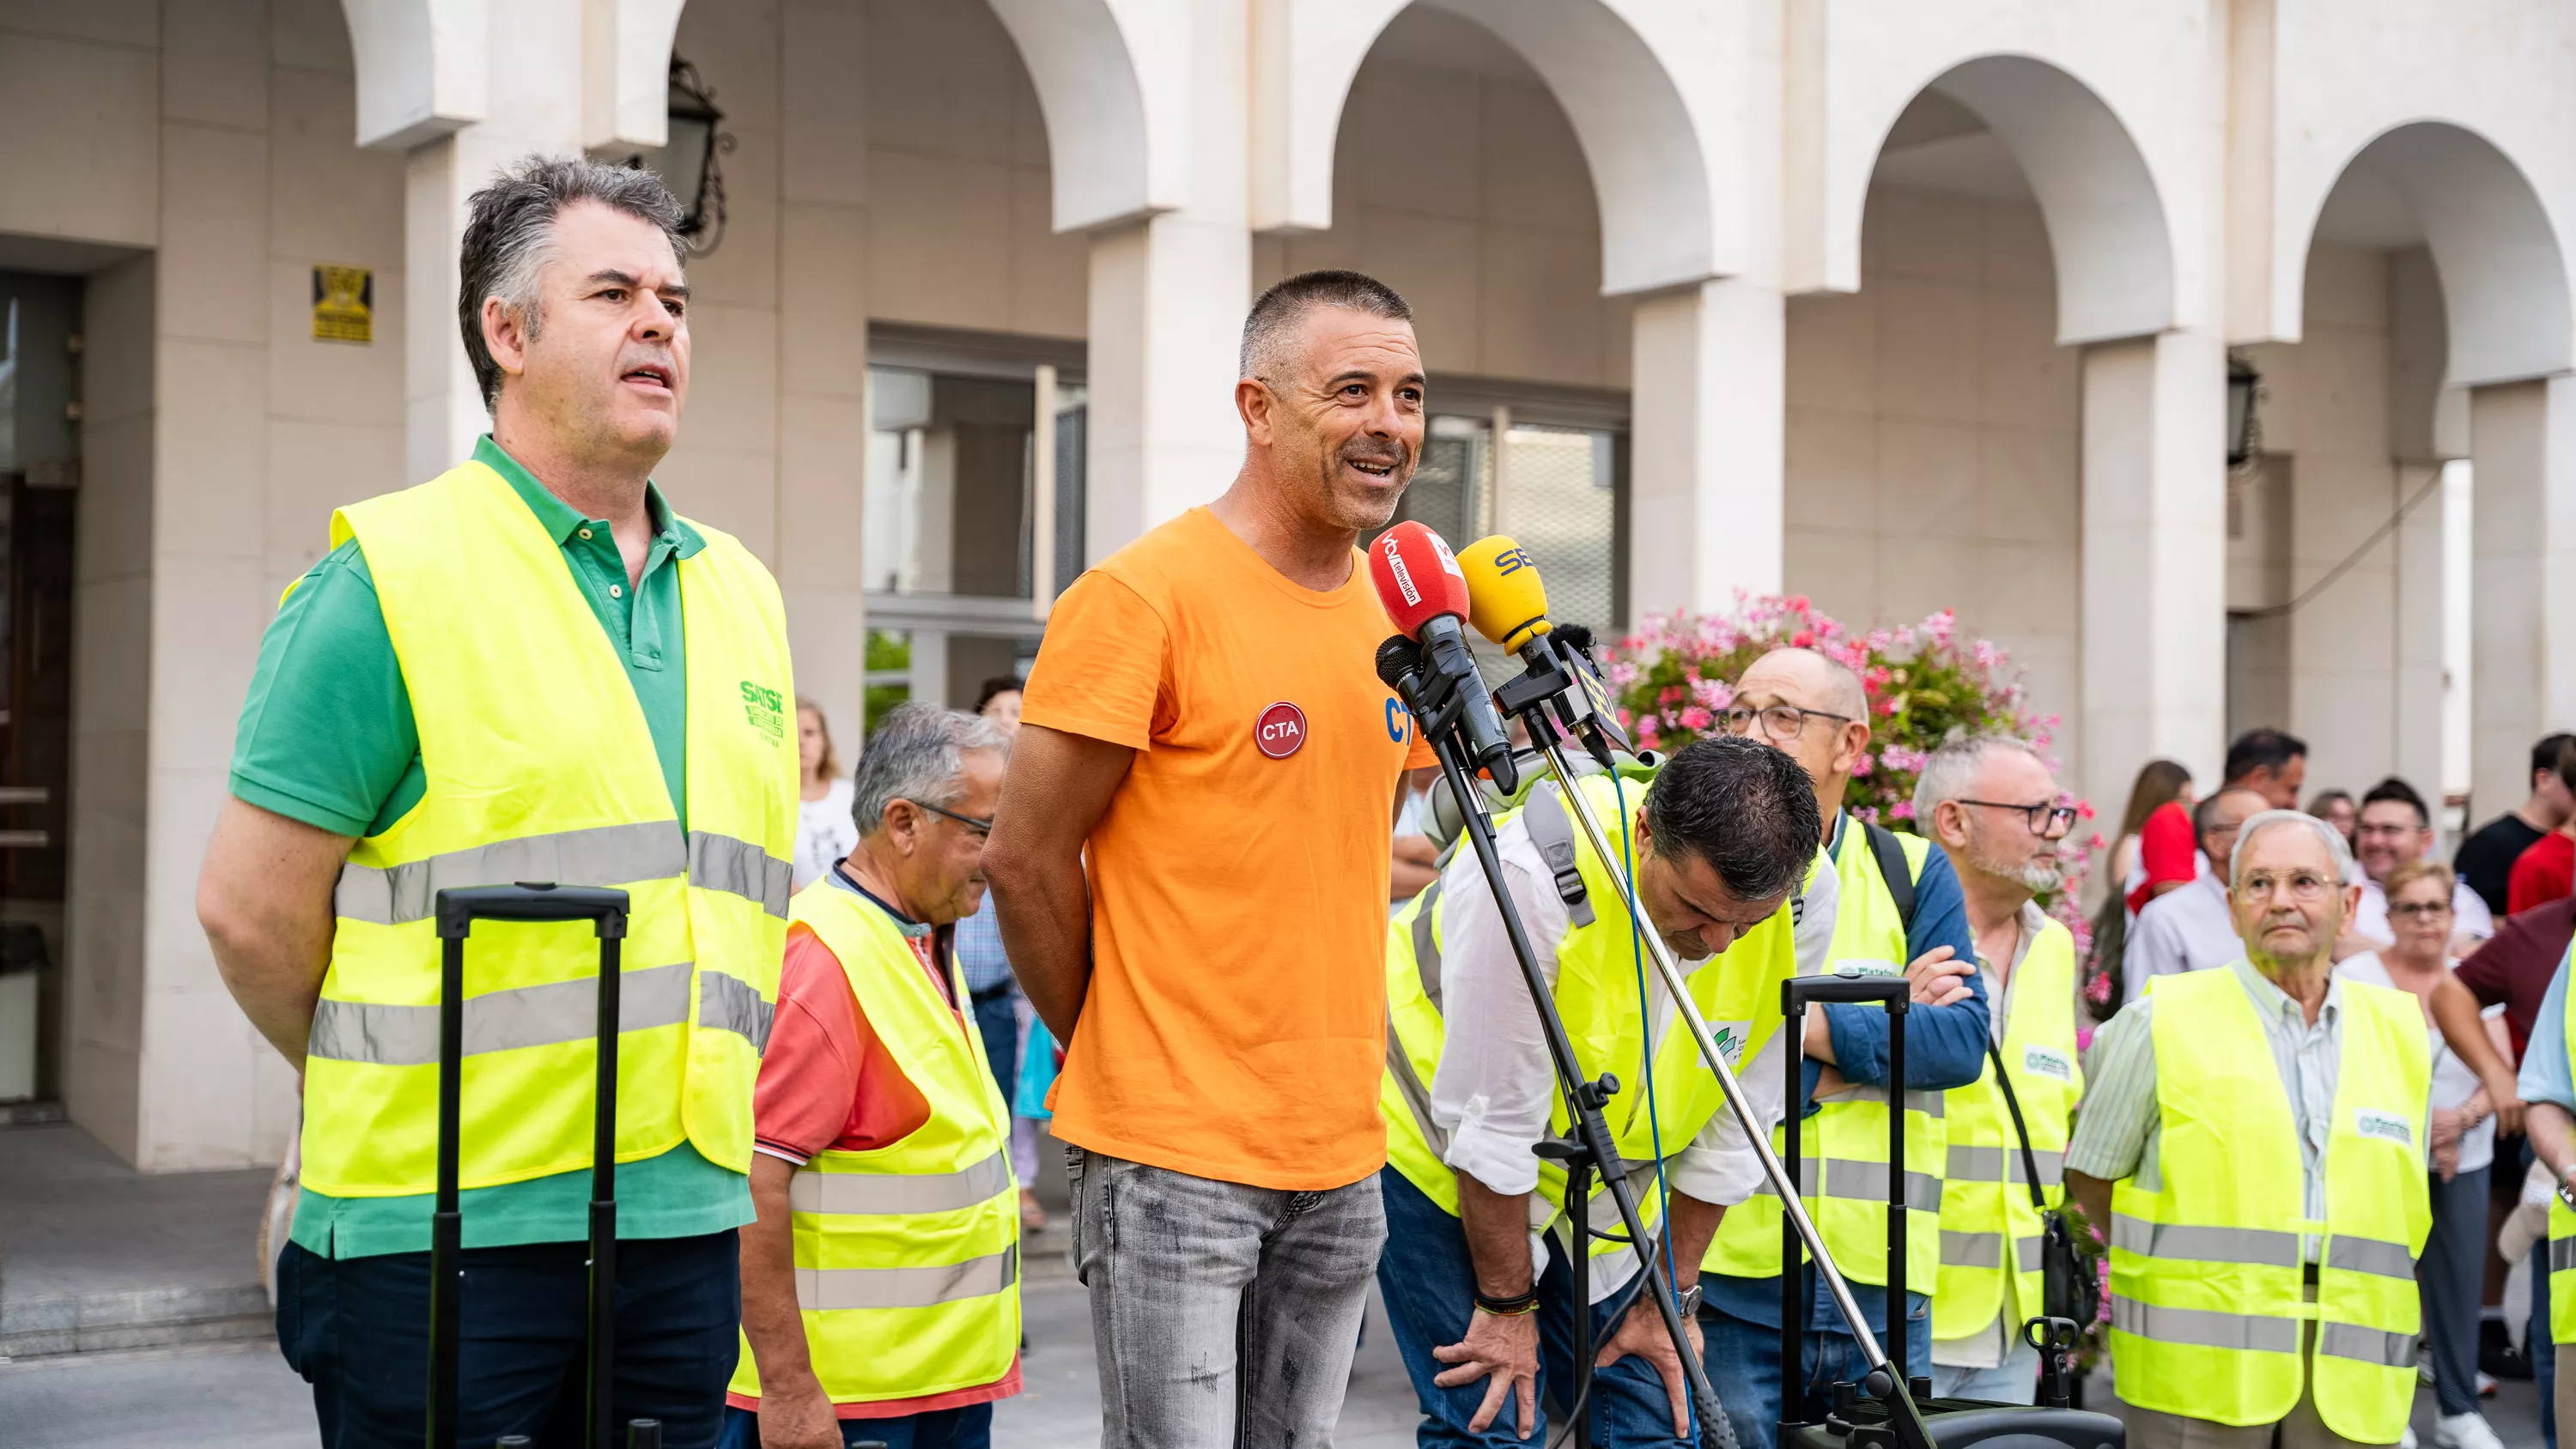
top-left (1391, 646), bottom-right (1735, 1449)
top-left (1488, 643), bottom-right (1937, 1449)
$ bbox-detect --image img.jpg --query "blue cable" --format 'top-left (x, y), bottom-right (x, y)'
top-left (1607, 768), bottom-right (1692, 1438)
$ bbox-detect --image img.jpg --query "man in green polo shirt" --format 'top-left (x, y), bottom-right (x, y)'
top-left (198, 156), bottom-right (796, 1449)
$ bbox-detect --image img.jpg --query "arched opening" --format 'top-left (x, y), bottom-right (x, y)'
top-left (1789, 61), bottom-right (2179, 795)
top-left (1263, 3), bottom-right (1635, 634)
top-left (2263, 122), bottom-right (2576, 820)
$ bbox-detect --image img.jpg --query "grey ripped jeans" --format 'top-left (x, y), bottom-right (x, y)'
top-left (1068, 1144), bottom-right (1387, 1447)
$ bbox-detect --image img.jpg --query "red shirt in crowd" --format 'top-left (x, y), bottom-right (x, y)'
top-left (728, 876), bottom-right (1023, 1420)
top-left (2508, 831), bottom-right (2575, 916)
top-left (2129, 800), bottom-right (2202, 914)
top-left (2451, 896), bottom-right (2576, 1060)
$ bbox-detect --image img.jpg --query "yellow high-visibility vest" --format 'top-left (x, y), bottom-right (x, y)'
top-left (1931, 919), bottom-right (2082, 1342)
top-left (299, 459), bottom-right (796, 1197)
top-left (1379, 770), bottom-right (1812, 1254)
top-left (729, 883), bottom-right (1021, 1406)
top-left (1704, 824), bottom-right (1946, 1288)
top-left (2108, 967), bottom-right (2428, 1441)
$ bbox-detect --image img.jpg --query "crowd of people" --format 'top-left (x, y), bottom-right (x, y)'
top-left (194, 148), bottom-right (2576, 1449)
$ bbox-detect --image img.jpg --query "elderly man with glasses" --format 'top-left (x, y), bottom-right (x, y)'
top-left (2069, 810), bottom-right (2520, 1449)
top-left (727, 702), bottom-right (1024, 1449)
top-left (1696, 647), bottom-right (1990, 1446)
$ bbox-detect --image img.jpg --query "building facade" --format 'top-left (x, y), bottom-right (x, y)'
top-left (1, 0), bottom-right (2570, 1168)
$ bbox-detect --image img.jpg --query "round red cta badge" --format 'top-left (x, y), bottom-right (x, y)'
top-left (1255, 700), bottom-right (1308, 759)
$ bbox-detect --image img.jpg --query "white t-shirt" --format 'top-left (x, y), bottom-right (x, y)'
top-left (793, 778), bottom-right (858, 891)
top-left (2334, 952), bottom-right (2500, 1173)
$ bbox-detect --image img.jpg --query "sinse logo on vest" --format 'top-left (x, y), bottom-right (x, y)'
top-left (1255, 701), bottom-right (1308, 759)
top-left (739, 681), bottom-right (786, 742)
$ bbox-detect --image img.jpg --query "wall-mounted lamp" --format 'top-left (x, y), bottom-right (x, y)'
top-left (2227, 354), bottom-right (2263, 469)
top-left (601, 57), bottom-right (733, 256)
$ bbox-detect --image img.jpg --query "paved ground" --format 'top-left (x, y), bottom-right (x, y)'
top-left (2, 1279), bottom-right (2548, 1449)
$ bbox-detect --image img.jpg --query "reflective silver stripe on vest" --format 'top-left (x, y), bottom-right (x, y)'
top-left (2318, 1320), bottom-right (2417, 1368)
top-left (1832, 1086), bottom-right (1947, 1119)
top-left (2552, 1235), bottom-right (2576, 1274)
top-left (1944, 1144), bottom-right (2064, 1185)
top-left (2111, 1295), bottom-right (2300, 1354)
top-left (790, 1149), bottom-right (1012, 1216)
top-left (688, 830), bottom-right (793, 919)
top-left (697, 967), bottom-right (774, 1053)
top-left (1754, 1158), bottom-right (1941, 1213)
top-left (333, 822), bottom-right (685, 926)
top-left (1413, 880), bottom-right (1444, 1010)
top-left (1941, 1230), bottom-right (2004, 1269)
top-left (793, 1244), bottom-right (1018, 1311)
top-left (307, 961), bottom-right (696, 1066)
top-left (2017, 1234), bottom-right (2044, 1272)
top-left (2109, 1214), bottom-right (2301, 1268)
top-left (1385, 1024), bottom-right (1451, 1159)
top-left (2324, 1234), bottom-right (2417, 1281)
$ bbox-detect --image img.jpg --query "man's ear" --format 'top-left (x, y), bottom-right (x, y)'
top-left (1236, 378), bottom-right (1276, 446)
top-left (483, 295), bottom-right (529, 385)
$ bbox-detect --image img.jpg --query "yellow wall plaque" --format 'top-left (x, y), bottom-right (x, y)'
top-left (311, 265), bottom-right (373, 343)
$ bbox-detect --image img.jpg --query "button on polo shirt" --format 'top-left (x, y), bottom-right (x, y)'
top-left (230, 434), bottom-right (748, 1258)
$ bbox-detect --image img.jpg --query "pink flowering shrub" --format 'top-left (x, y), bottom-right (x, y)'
top-left (1602, 595), bottom-right (2107, 949)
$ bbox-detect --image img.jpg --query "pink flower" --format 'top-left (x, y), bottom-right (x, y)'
top-left (1851, 752), bottom-right (1874, 778)
top-left (1889, 801), bottom-right (1915, 821)
top-left (1678, 706), bottom-right (1712, 731)
top-left (1881, 700), bottom-right (1900, 716)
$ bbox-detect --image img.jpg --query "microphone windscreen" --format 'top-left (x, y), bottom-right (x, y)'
top-left (1554, 622), bottom-right (1595, 659)
top-left (1458, 536), bottom-right (1552, 653)
top-left (1376, 634), bottom-right (1424, 691)
top-left (1367, 520), bottom-right (1470, 640)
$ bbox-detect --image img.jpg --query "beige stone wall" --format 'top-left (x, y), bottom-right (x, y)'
top-left (1254, 10), bottom-right (1633, 391)
top-left (1783, 185), bottom-right (2084, 770)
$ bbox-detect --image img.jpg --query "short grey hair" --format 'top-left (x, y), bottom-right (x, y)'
top-left (457, 155), bottom-right (687, 411)
top-left (849, 702), bottom-right (1012, 837)
top-left (1911, 734), bottom-right (2048, 826)
top-left (1240, 270), bottom-right (1413, 381)
top-left (2227, 808), bottom-right (2354, 886)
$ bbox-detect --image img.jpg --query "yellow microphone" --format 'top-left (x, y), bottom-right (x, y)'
top-left (1457, 536), bottom-right (1553, 655)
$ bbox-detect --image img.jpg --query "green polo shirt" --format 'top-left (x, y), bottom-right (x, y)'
top-left (232, 435), bottom-right (752, 1259)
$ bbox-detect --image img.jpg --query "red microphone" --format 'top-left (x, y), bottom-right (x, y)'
top-left (1368, 521), bottom-right (1517, 791)
top-left (1368, 521), bottom-right (1472, 640)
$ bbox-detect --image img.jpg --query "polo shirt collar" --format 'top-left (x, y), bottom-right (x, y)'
top-left (474, 434), bottom-right (705, 561)
top-left (2231, 955), bottom-right (2339, 1028)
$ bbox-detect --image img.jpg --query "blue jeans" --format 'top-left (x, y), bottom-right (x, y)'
top-left (717, 1404), bottom-right (990, 1449)
top-left (276, 1230), bottom-right (739, 1448)
top-left (970, 989), bottom-right (1018, 1105)
top-left (1700, 1274), bottom-right (1931, 1449)
top-left (1375, 1167), bottom-right (1693, 1447)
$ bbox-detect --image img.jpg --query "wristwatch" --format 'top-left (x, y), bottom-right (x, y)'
top-left (1673, 1282), bottom-right (1704, 1317)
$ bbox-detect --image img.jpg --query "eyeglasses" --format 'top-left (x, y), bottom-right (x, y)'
top-left (1957, 799), bottom-right (2079, 839)
top-left (2389, 900), bottom-right (2453, 920)
top-left (2354, 822), bottom-right (2421, 840)
top-left (902, 799), bottom-right (993, 839)
top-left (1720, 703), bottom-right (1853, 743)
top-left (2237, 871), bottom-right (2336, 902)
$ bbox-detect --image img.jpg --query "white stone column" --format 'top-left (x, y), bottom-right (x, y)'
top-left (775, 0), bottom-right (872, 751)
top-left (1083, 213), bottom-right (1249, 559)
top-left (2469, 379), bottom-right (2576, 815)
top-left (398, 6), bottom-right (586, 482)
top-left (2390, 460), bottom-right (2449, 809)
top-left (1626, 276), bottom-right (1786, 617)
top-left (2079, 330), bottom-right (2227, 817)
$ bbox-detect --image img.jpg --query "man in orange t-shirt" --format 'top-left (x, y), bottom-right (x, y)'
top-left (986, 270), bottom-right (1435, 1445)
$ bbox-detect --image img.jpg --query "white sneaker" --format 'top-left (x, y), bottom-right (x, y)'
top-left (2403, 1427), bottom-right (2421, 1449)
top-left (2433, 1411), bottom-right (2507, 1449)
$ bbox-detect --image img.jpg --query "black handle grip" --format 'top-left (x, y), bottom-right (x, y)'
top-left (435, 882), bottom-right (630, 939)
top-left (625, 1419), bottom-right (664, 1449)
top-left (1783, 969), bottom-right (1908, 1011)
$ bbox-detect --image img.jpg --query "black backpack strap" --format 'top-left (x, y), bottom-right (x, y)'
top-left (1864, 821), bottom-right (1917, 932)
top-left (1520, 785), bottom-right (1596, 929)
top-left (1985, 1040), bottom-right (2050, 1210)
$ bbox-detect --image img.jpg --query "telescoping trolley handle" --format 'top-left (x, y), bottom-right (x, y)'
top-left (1779, 970), bottom-right (1915, 1449)
top-left (428, 883), bottom-right (630, 1449)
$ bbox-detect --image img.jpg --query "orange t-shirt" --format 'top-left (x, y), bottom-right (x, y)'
top-left (1022, 506), bottom-right (1435, 1191)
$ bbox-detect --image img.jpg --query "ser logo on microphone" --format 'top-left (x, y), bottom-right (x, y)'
top-left (1255, 700), bottom-right (1309, 759)
top-left (1490, 546), bottom-right (1534, 576)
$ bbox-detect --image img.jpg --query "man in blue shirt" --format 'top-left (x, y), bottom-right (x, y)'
top-left (2509, 947), bottom-right (2576, 1448)
top-left (1697, 647), bottom-right (1989, 1447)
